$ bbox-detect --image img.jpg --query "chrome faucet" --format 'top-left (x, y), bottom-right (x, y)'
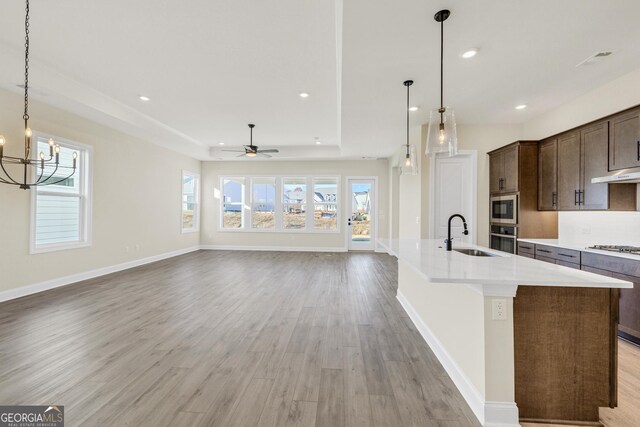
top-left (445, 214), bottom-right (469, 251)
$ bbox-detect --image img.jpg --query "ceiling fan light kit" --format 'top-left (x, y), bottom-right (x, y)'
top-left (0, 0), bottom-right (78, 189)
top-left (221, 124), bottom-right (279, 158)
top-left (426, 9), bottom-right (458, 158)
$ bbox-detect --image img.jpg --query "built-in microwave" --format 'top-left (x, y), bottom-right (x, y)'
top-left (490, 194), bottom-right (518, 225)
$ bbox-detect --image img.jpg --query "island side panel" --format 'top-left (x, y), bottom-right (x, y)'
top-left (397, 260), bottom-right (519, 424)
top-left (513, 286), bottom-right (618, 424)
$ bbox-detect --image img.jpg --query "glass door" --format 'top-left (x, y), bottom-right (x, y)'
top-left (347, 179), bottom-right (375, 251)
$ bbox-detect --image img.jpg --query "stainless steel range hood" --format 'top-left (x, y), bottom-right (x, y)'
top-left (591, 170), bottom-right (640, 184)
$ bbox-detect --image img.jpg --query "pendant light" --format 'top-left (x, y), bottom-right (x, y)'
top-left (400, 80), bottom-right (418, 175)
top-left (0, 0), bottom-right (77, 190)
top-left (426, 9), bottom-right (458, 157)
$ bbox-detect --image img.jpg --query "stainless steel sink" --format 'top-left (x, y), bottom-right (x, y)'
top-left (453, 248), bottom-right (499, 257)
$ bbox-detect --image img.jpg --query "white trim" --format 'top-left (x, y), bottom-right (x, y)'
top-left (428, 150), bottom-right (478, 243)
top-left (0, 246), bottom-right (200, 303)
top-left (396, 289), bottom-right (520, 427)
top-left (200, 244), bottom-right (347, 253)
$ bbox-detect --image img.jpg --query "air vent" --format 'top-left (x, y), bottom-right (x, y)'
top-left (576, 51), bottom-right (613, 67)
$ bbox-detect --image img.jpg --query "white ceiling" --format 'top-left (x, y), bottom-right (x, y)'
top-left (1, 0), bottom-right (640, 160)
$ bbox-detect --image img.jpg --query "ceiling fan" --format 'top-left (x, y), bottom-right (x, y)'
top-left (223, 124), bottom-right (279, 158)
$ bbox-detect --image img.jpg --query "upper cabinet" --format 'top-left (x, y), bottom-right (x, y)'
top-left (557, 122), bottom-right (610, 210)
top-left (609, 107), bottom-right (640, 171)
top-left (490, 145), bottom-right (519, 195)
top-left (538, 138), bottom-right (557, 210)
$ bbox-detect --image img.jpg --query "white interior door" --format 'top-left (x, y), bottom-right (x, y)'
top-left (347, 178), bottom-right (375, 251)
top-left (431, 152), bottom-right (476, 245)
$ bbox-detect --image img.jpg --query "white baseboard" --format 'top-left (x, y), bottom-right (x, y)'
top-left (396, 290), bottom-right (520, 427)
top-left (0, 246), bottom-right (200, 303)
top-left (200, 244), bottom-right (347, 253)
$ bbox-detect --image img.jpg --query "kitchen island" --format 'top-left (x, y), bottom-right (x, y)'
top-left (377, 238), bottom-right (633, 427)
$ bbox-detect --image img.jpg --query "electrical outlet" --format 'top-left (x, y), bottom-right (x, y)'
top-left (492, 299), bottom-right (507, 321)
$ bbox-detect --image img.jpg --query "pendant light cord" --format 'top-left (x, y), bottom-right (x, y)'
top-left (439, 16), bottom-right (444, 127)
top-left (406, 82), bottom-right (410, 153)
top-left (23, 0), bottom-right (30, 122)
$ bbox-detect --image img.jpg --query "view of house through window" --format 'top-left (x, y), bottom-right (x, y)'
top-left (283, 178), bottom-right (306, 229)
top-left (252, 177), bottom-right (276, 229)
top-left (32, 135), bottom-right (91, 253)
top-left (219, 176), bottom-right (339, 232)
top-left (313, 178), bottom-right (338, 230)
top-left (223, 178), bottom-right (244, 228)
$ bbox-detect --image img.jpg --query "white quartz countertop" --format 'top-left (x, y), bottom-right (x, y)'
top-left (517, 238), bottom-right (640, 261)
top-left (377, 238), bottom-right (632, 292)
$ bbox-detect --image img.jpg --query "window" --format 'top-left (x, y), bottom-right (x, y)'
top-left (282, 178), bottom-right (306, 229)
top-left (31, 134), bottom-right (91, 253)
top-left (219, 175), bottom-right (339, 233)
top-left (182, 171), bottom-right (200, 233)
top-left (252, 177), bottom-right (276, 229)
top-left (313, 178), bottom-right (338, 230)
top-left (222, 178), bottom-right (245, 229)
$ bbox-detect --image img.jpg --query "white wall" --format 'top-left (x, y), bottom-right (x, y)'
top-left (524, 68), bottom-right (640, 140)
top-left (0, 87), bottom-right (200, 294)
top-left (558, 211), bottom-right (640, 247)
top-left (200, 159), bottom-right (389, 250)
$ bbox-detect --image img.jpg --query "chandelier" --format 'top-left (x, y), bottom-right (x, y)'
top-left (0, 0), bottom-right (77, 190)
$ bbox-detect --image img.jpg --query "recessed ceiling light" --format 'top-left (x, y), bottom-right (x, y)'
top-left (218, 142), bottom-right (224, 146)
top-left (299, 92), bottom-right (310, 98)
top-left (139, 95), bottom-right (150, 102)
top-left (461, 49), bottom-right (478, 59)
top-left (515, 104), bottom-right (527, 110)
top-left (409, 106), bottom-right (419, 112)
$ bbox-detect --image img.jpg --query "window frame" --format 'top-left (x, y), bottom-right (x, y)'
top-left (181, 170), bottom-right (201, 234)
top-left (218, 175), bottom-right (340, 234)
top-left (29, 132), bottom-right (93, 254)
top-left (250, 177), bottom-right (277, 231)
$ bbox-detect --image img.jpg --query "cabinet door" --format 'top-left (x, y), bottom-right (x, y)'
top-left (490, 151), bottom-right (504, 194)
top-left (557, 131), bottom-right (581, 210)
top-left (502, 146), bottom-right (519, 193)
top-left (538, 138), bottom-right (558, 210)
top-left (609, 108), bottom-right (640, 171)
top-left (581, 122), bottom-right (609, 210)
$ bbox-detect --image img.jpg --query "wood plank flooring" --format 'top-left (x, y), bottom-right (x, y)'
top-left (0, 251), bottom-right (479, 427)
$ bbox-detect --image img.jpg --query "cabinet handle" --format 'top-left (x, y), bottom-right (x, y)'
top-left (552, 192), bottom-right (557, 207)
top-left (558, 253), bottom-right (575, 258)
top-left (574, 190), bottom-right (578, 206)
top-left (579, 190), bottom-right (584, 206)
top-left (499, 178), bottom-right (504, 191)
top-left (538, 249), bottom-right (552, 254)
top-left (520, 245), bottom-right (532, 250)
top-left (637, 140), bottom-right (639, 161)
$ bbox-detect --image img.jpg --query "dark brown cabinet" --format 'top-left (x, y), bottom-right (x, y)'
top-left (538, 138), bottom-right (557, 210)
top-left (581, 122), bottom-right (610, 209)
top-left (557, 131), bottom-right (582, 210)
top-left (490, 145), bottom-right (519, 194)
top-left (557, 123), bottom-right (610, 210)
top-left (609, 107), bottom-right (640, 171)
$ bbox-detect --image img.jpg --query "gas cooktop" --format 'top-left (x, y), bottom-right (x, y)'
top-left (588, 245), bottom-right (640, 255)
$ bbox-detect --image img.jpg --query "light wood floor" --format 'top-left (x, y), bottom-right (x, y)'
top-left (0, 251), bottom-right (480, 427)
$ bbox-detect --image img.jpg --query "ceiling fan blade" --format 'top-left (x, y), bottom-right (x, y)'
top-left (237, 153), bottom-right (247, 157)
top-left (257, 153), bottom-right (272, 158)
top-left (221, 149), bottom-right (245, 152)
top-left (258, 149), bottom-right (279, 153)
